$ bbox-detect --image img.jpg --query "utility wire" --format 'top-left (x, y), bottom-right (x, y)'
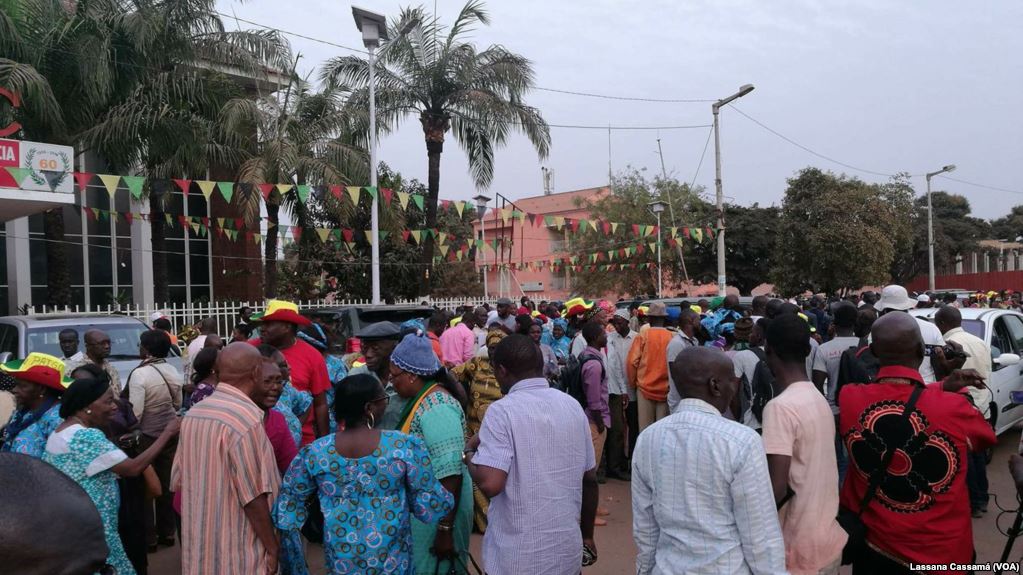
top-left (937, 175), bottom-right (1023, 196)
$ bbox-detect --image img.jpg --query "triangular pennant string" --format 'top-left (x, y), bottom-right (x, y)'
top-left (97, 174), bottom-right (121, 199)
top-left (74, 171), bottom-right (94, 193)
top-left (196, 180), bottom-right (216, 200)
top-left (217, 181), bottom-right (234, 203)
top-left (122, 176), bottom-right (145, 200)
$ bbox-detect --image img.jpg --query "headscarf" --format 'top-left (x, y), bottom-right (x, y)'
top-left (59, 377), bottom-right (110, 419)
top-left (297, 324), bottom-right (329, 351)
top-left (486, 329), bottom-right (508, 348)
top-left (391, 332), bottom-right (442, 377)
top-left (400, 318), bottom-right (426, 333)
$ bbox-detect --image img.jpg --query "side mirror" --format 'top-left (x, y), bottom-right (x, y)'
top-left (995, 353), bottom-right (1021, 367)
top-left (0, 352), bottom-right (11, 364)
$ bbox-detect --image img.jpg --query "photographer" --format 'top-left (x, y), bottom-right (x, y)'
top-left (934, 306), bottom-right (994, 518)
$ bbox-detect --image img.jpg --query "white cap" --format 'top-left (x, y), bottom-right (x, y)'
top-left (917, 294), bottom-right (931, 303)
top-left (150, 311), bottom-right (168, 322)
top-left (875, 285), bottom-right (916, 312)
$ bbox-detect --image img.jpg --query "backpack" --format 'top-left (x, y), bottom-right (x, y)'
top-left (746, 347), bottom-right (777, 424)
top-left (558, 353), bottom-right (603, 409)
top-left (835, 338), bottom-right (878, 403)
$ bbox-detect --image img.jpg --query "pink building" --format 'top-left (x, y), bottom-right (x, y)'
top-left (474, 186), bottom-right (610, 301)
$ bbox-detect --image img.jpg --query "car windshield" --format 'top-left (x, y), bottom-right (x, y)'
top-left (961, 319), bottom-right (985, 340)
top-left (26, 322), bottom-right (179, 360)
top-left (355, 308), bottom-right (433, 325)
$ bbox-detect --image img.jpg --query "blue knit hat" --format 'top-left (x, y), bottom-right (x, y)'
top-left (391, 332), bottom-right (441, 377)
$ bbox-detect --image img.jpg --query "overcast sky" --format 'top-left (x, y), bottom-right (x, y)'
top-left (218, 0), bottom-right (1023, 220)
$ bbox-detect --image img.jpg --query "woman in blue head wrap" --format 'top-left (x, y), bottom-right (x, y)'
top-left (543, 318), bottom-right (572, 362)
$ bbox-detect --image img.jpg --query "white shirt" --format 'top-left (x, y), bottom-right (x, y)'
top-left (866, 314), bottom-right (944, 381)
top-left (943, 327), bottom-right (994, 418)
top-left (666, 331), bottom-right (699, 413)
top-left (811, 335), bottom-right (861, 415)
top-left (733, 348), bottom-right (765, 430)
top-left (606, 330), bottom-right (637, 397)
top-left (486, 311), bottom-right (517, 332)
top-left (632, 399), bottom-right (787, 575)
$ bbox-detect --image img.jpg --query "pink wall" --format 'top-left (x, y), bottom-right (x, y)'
top-left (905, 271), bottom-right (1023, 293)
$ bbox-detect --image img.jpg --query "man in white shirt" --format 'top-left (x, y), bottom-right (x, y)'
top-left (58, 329), bottom-right (84, 366)
top-left (874, 285), bottom-right (944, 382)
top-left (934, 305), bottom-right (994, 517)
top-left (633, 346), bottom-right (786, 575)
top-left (732, 319), bottom-right (768, 431)
top-left (606, 309), bottom-right (636, 480)
top-left (486, 298), bottom-right (518, 332)
top-left (811, 301), bottom-right (860, 483)
top-left (184, 318), bottom-right (218, 382)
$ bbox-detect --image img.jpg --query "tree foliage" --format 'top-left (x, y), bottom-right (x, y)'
top-left (773, 168), bottom-right (913, 295)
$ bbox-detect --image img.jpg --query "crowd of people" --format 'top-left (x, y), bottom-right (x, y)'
top-left (0, 285), bottom-right (1014, 574)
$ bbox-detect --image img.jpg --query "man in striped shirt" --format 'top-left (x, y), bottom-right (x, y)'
top-left (171, 343), bottom-right (280, 574)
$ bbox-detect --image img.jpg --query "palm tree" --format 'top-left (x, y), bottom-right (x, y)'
top-left (321, 0), bottom-right (550, 295)
top-left (226, 64), bottom-right (367, 297)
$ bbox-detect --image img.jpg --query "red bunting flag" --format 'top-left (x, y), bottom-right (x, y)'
top-left (258, 183), bottom-right (274, 201)
top-left (401, 230), bottom-right (410, 242)
top-left (329, 185), bottom-right (342, 201)
top-left (124, 212), bottom-right (134, 225)
top-left (74, 172), bottom-right (94, 193)
top-left (342, 229), bottom-right (354, 243)
top-left (381, 188), bottom-right (393, 206)
top-left (292, 226), bottom-right (302, 242)
top-left (173, 179), bottom-right (191, 194)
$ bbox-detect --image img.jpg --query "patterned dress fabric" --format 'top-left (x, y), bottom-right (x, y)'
top-left (274, 431), bottom-right (453, 575)
top-left (1, 403), bottom-right (62, 457)
top-left (44, 425), bottom-right (134, 575)
top-left (325, 354), bottom-right (348, 433)
top-left (274, 380), bottom-right (313, 447)
top-left (451, 358), bottom-right (503, 532)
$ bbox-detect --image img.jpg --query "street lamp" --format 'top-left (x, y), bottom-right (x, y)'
top-left (712, 83), bottom-right (755, 297)
top-left (352, 7), bottom-right (395, 305)
top-left (925, 164), bottom-right (956, 291)
top-left (649, 200), bottom-right (668, 298)
top-left (474, 194), bottom-right (491, 299)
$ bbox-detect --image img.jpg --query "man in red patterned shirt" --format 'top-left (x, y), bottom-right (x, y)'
top-left (838, 312), bottom-right (995, 573)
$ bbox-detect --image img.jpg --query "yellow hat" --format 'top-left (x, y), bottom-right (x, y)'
top-left (251, 300), bottom-right (311, 326)
top-left (1, 353), bottom-right (72, 391)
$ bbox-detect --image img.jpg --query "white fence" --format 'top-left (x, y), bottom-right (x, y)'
top-left (22, 296), bottom-right (526, 338)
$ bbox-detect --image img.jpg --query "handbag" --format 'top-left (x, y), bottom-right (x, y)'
top-left (838, 384), bottom-right (923, 565)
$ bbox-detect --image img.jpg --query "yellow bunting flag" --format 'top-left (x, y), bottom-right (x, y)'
top-left (455, 201), bottom-right (465, 217)
top-left (98, 174), bottom-right (121, 199)
top-left (346, 186), bottom-right (361, 205)
top-left (316, 228), bottom-right (331, 243)
top-left (196, 180), bottom-right (216, 201)
top-left (276, 183), bottom-right (294, 196)
top-left (397, 191), bottom-right (410, 210)
top-left (411, 230), bottom-right (421, 244)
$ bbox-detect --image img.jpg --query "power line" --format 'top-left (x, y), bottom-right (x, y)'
top-left (938, 175), bottom-right (1023, 196)
top-left (727, 104), bottom-right (899, 178)
top-left (216, 11), bottom-right (369, 55)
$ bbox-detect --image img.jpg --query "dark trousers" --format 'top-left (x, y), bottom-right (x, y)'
top-left (118, 476), bottom-right (148, 574)
top-left (606, 394), bottom-right (628, 474)
top-left (626, 395), bottom-right (639, 461)
top-left (967, 449), bottom-right (990, 511)
top-left (138, 434), bottom-right (178, 544)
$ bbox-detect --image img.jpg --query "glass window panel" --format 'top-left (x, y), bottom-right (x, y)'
top-left (29, 238), bottom-right (48, 286)
top-left (187, 190), bottom-right (208, 219)
top-left (117, 237), bottom-right (132, 285)
top-left (189, 251), bottom-right (209, 285)
top-left (165, 239), bottom-right (186, 285)
top-left (88, 238), bottom-right (113, 286)
top-left (90, 287), bottom-right (115, 307)
top-left (0, 287), bottom-right (8, 315)
top-left (68, 235), bottom-right (84, 284)
top-left (31, 287), bottom-right (47, 307)
top-left (168, 285), bottom-right (187, 304)
top-left (70, 287), bottom-right (85, 308)
top-left (28, 212), bottom-right (44, 234)
top-left (62, 204), bottom-right (82, 235)
top-left (190, 286), bottom-right (210, 304)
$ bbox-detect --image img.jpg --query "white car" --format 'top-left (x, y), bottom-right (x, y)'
top-left (911, 308), bottom-right (1023, 435)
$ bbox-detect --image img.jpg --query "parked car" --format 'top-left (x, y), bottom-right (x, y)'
top-left (0, 314), bottom-right (182, 384)
top-left (910, 308), bottom-right (1023, 435)
top-left (641, 296), bottom-right (756, 313)
top-left (302, 305), bottom-right (435, 354)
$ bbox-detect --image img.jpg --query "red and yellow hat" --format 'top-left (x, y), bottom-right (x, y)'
top-left (563, 297), bottom-right (594, 318)
top-left (1, 353), bottom-right (73, 392)
top-left (250, 300), bottom-right (312, 326)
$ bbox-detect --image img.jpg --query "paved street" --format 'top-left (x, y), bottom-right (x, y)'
top-left (151, 428), bottom-right (1023, 574)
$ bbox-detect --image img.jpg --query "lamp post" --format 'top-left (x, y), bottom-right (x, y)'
top-left (352, 7), bottom-right (390, 305)
top-left (925, 164), bottom-right (956, 291)
top-left (649, 200), bottom-right (668, 297)
top-left (474, 194), bottom-right (491, 299)
top-left (712, 83), bottom-right (754, 297)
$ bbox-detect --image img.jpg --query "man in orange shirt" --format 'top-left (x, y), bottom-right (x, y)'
top-left (627, 301), bottom-right (674, 434)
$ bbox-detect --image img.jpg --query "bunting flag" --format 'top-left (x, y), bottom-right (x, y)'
top-left (691, 228), bottom-right (703, 242)
top-left (381, 188), bottom-right (393, 206)
top-left (411, 230), bottom-right (421, 244)
top-left (329, 185), bottom-right (342, 201)
top-left (74, 171), bottom-right (94, 193)
top-left (217, 181), bottom-right (234, 203)
top-left (258, 183), bottom-right (274, 201)
top-left (98, 174), bottom-right (121, 199)
top-left (4, 167), bottom-right (31, 187)
top-left (196, 180), bottom-right (216, 201)
top-left (316, 228), bottom-right (331, 243)
top-left (173, 179), bottom-right (191, 194)
top-left (365, 186), bottom-right (378, 201)
top-left (39, 169), bottom-right (63, 190)
top-left (123, 176), bottom-right (145, 200)
top-left (411, 194), bottom-right (424, 210)
top-left (397, 191), bottom-right (410, 210)
top-left (276, 183), bottom-right (294, 196)
top-left (296, 185), bottom-right (311, 204)
top-left (346, 186), bottom-right (361, 205)
top-left (454, 201), bottom-right (465, 217)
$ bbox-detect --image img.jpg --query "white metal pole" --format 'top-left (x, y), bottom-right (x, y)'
top-left (481, 212), bottom-right (488, 299)
top-left (713, 106), bottom-right (726, 297)
top-left (656, 211), bottom-right (663, 297)
top-left (927, 173), bottom-right (935, 292)
top-left (368, 44), bottom-right (381, 305)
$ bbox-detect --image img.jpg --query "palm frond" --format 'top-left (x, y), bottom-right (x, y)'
top-left (0, 58), bottom-right (65, 134)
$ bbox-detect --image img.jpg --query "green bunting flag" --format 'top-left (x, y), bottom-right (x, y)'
top-left (296, 185), bottom-right (311, 204)
top-left (411, 194), bottom-right (424, 210)
top-left (4, 167), bottom-right (31, 187)
top-left (122, 176), bottom-right (145, 200)
top-left (217, 182), bottom-right (234, 203)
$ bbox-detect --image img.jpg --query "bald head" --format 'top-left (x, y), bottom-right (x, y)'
top-left (670, 347), bottom-right (738, 414)
top-left (216, 343), bottom-right (263, 397)
top-left (870, 312), bottom-right (924, 369)
top-left (934, 305), bottom-right (962, 334)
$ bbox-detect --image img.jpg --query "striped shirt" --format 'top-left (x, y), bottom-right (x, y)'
top-left (171, 383), bottom-right (280, 575)
top-left (632, 398), bottom-right (786, 575)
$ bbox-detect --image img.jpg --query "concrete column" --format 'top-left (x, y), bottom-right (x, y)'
top-left (6, 217), bottom-right (31, 314)
top-left (131, 198), bottom-right (154, 307)
top-left (955, 254), bottom-right (963, 275)
top-left (984, 253), bottom-right (990, 273)
top-left (971, 252), bottom-right (978, 274)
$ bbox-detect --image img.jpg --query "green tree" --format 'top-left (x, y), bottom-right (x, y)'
top-left (567, 168), bottom-right (713, 297)
top-left (322, 0), bottom-right (550, 295)
top-left (990, 205), bottom-right (1023, 242)
top-left (686, 203), bottom-right (781, 295)
top-left (773, 167), bottom-right (913, 295)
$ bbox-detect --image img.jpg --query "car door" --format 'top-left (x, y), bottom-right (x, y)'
top-left (989, 313), bottom-right (1023, 434)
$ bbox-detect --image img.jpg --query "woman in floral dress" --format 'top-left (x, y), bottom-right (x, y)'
top-left (0, 353), bottom-right (69, 457)
top-left (275, 374), bottom-right (453, 574)
top-left (44, 375), bottom-right (179, 575)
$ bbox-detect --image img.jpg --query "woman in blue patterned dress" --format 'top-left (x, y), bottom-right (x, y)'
top-left (259, 346), bottom-right (313, 446)
top-left (0, 353), bottom-right (70, 457)
top-left (43, 375), bottom-right (180, 575)
top-left (275, 373), bottom-right (453, 575)
top-left (299, 324), bottom-right (348, 433)
top-left (543, 319), bottom-right (573, 363)
top-left (388, 332), bottom-right (473, 574)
